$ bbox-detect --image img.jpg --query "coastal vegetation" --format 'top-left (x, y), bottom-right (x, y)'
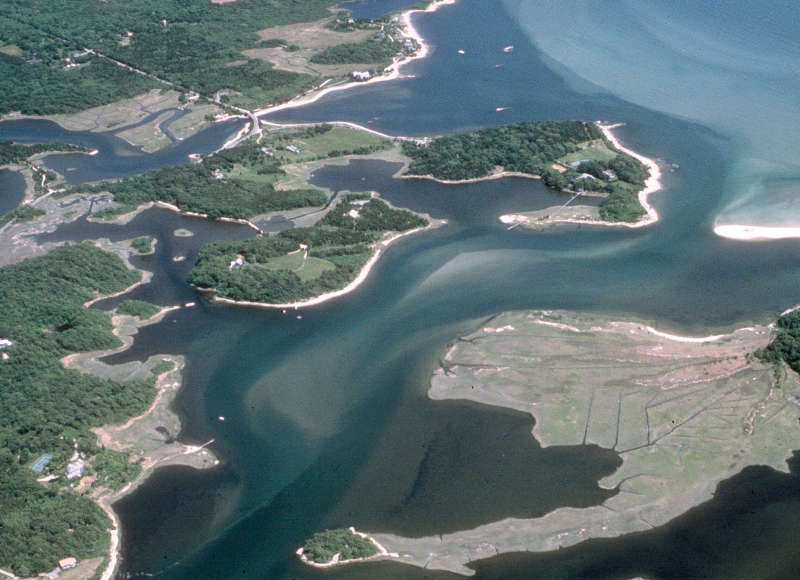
top-left (256, 125), bottom-right (391, 164)
top-left (0, 242), bottom-right (157, 575)
top-left (310, 37), bottom-right (406, 66)
top-left (81, 127), bottom-right (390, 221)
top-left (130, 236), bottom-right (154, 254)
top-left (756, 309), bottom-right (800, 373)
top-left (190, 195), bottom-right (426, 304)
top-left (301, 528), bottom-right (378, 563)
top-left (82, 156), bottom-right (325, 220)
top-left (89, 449), bottom-right (141, 492)
top-left (117, 299), bottom-right (160, 320)
top-left (402, 121), bottom-right (650, 222)
top-left (0, 141), bottom-right (87, 166)
top-left (404, 310), bottom-right (800, 573)
top-left (0, 205), bottom-right (45, 227)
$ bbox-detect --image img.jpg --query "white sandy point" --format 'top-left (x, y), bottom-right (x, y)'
top-left (714, 224), bottom-right (800, 241)
top-left (596, 122), bottom-right (662, 228)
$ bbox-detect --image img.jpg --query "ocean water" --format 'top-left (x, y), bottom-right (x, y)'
top-left (504, 0), bottom-right (800, 228)
top-left (6, 1), bottom-right (800, 578)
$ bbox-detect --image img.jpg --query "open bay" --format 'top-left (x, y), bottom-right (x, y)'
top-left (5, 0), bottom-right (800, 578)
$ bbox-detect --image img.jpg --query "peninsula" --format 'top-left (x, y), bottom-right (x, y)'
top-left (364, 310), bottom-right (800, 575)
top-left (401, 120), bottom-right (652, 223)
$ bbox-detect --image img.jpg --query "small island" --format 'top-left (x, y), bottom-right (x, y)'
top-left (189, 193), bottom-right (433, 307)
top-left (297, 527), bottom-right (396, 568)
top-left (401, 120), bottom-right (652, 223)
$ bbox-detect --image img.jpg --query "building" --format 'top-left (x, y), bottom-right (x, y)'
top-left (285, 144), bottom-right (301, 154)
top-left (66, 457), bottom-right (84, 480)
top-left (352, 71), bottom-right (371, 81)
top-left (59, 557), bottom-right (77, 570)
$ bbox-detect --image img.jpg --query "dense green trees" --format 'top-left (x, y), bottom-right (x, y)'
top-left (0, 452), bottom-right (111, 576)
top-left (117, 299), bottom-right (160, 320)
top-left (85, 163), bottom-right (325, 220)
top-left (0, 141), bottom-right (87, 166)
top-left (402, 121), bottom-right (599, 181)
top-left (0, 205), bottom-right (45, 227)
top-left (302, 528), bottom-right (378, 563)
top-left (130, 237), bottom-right (154, 254)
top-left (402, 122), bottom-right (650, 222)
top-left (190, 196), bottom-right (426, 303)
top-left (310, 38), bottom-right (400, 66)
top-left (757, 310), bottom-right (800, 373)
top-left (0, 242), bottom-right (157, 574)
top-left (0, 0), bottom-right (348, 113)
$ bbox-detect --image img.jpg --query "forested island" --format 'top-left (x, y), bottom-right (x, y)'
top-left (402, 121), bottom-right (650, 221)
top-left (298, 528), bottom-right (379, 565)
top-left (190, 194), bottom-right (428, 305)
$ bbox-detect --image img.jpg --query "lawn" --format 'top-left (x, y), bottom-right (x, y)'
top-left (262, 252), bottom-right (335, 282)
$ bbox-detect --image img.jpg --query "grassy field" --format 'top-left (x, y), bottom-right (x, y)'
top-left (557, 139), bottom-right (619, 164)
top-left (262, 125), bottom-right (391, 164)
top-left (262, 252), bottom-right (335, 282)
top-left (244, 16), bottom-right (378, 77)
top-left (371, 310), bottom-right (800, 575)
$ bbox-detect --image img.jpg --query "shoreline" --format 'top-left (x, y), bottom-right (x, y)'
top-left (209, 216), bottom-right (445, 310)
top-left (62, 258), bottom-right (218, 580)
top-left (402, 169), bottom-right (542, 185)
top-left (253, 0), bottom-right (457, 120)
top-left (498, 122), bottom-right (663, 230)
top-left (89, 199), bottom-right (264, 233)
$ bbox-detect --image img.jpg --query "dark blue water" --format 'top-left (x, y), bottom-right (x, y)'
top-left (0, 169), bottom-right (25, 214)
top-left (10, 1), bottom-right (800, 578)
top-left (0, 116), bottom-right (244, 184)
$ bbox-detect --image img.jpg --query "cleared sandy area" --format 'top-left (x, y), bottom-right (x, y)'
top-left (369, 310), bottom-right (799, 575)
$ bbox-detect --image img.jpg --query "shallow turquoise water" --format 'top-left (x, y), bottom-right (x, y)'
top-left (505, 0), bottom-right (800, 227)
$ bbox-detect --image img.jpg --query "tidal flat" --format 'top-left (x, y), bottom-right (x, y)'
top-left (373, 310), bottom-right (800, 574)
